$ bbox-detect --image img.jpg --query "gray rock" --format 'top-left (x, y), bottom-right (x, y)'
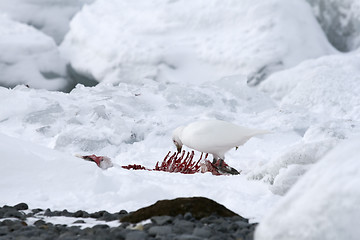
top-left (173, 219), bottom-right (195, 234)
top-left (151, 216), bottom-right (173, 225)
top-left (34, 220), bottom-right (46, 227)
top-left (148, 225), bottom-right (172, 236)
top-left (0, 226), bottom-right (8, 236)
top-left (125, 230), bottom-right (148, 240)
top-left (4, 209), bottom-right (26, 220)
top-left (193, 226), bottom-right (212, 238)
top-left (174, 234), bottom-right (203, 240)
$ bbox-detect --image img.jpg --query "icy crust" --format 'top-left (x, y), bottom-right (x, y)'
top-left (306, 0), bottom-right (360, 52)
top-left (255, 137), bottom-right (360, 240)
top-left (0, 0), bottom-right (94, 44)
top-left (260, 51), bottom-right (360, 120)
top-left (60, 0), bottom-right (335, 85)
top-left (0, 15), bottom-right (69, 91)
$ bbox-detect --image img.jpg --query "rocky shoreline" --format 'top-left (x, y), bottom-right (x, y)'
top-left (0, 200), bottom-right (257, 240)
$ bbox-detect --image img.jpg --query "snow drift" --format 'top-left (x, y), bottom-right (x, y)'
top-left (255, 137), bottom-right (360, 240)
top-left (0, 15), bottom-right (69, 91)
top-left (0, 0), bottom-right (94, 44)
top-left (60, 0), bottom-right (335, 85)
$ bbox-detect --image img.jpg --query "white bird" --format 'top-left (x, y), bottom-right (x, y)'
top-left (172, 119), bottom-right (270, 164)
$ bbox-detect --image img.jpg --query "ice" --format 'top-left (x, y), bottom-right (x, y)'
top-left (306, 0), bottom-right (360, 51)
top-left (60, 0), bottom-right (335, 86)
top-left (255, 137), bottom-right (360, 240)
top-left (0, 15), bottom-right (70, 91)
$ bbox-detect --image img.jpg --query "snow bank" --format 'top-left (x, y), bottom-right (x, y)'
top-left (61, 0), bottom-right (335, 85)
top-left (0, 15), bottom-right (70, 91)
top-left (255, 137), bottom-right (360, 240)
top-left (306, 0), bottom-right (360, 52)
top-left (256, 48), bottom-right (360, 195)
top-left (260, 51), bottom-right (360, 120)
top-left (0, 0), bottom-right (94, 44)
top-left (0, 132), bottom-right (278, 221)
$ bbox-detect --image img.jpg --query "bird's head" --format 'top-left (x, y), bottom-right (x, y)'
top-left (172, 126), bottom-right (184, 153)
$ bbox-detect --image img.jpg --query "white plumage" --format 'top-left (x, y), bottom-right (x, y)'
top-left (172, 120), bottom-right (270, 161)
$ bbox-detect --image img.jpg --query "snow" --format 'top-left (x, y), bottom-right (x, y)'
top-left (255, 137), bottom-right (360, 240)
top-left (60, 0), bottom-right (335, 86)
top-left (0, 0), bottom-right (94, 44)
top-left (0, 131), bottom-right (278, 222)
top-left (0, 15), bottom-right (69, 91)
top-left (260, 50), bottom-right (360, 120)
top-left (0, 0), bottom-right (360, 233)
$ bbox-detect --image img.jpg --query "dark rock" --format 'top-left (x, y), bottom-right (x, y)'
top-left (125, 230), bottom-right (148, 240)
top-left (90, 211), bottom-right (107, 219)
top-left (99, 211), bottom-right (117, 221)
top-left (121, 197), bottom-right (238, 223)
top-left (44, 209), bottom-right (53, 217)
top-left (0, 219), bottom-right (14, 226)
top-left (74, 210), bottom-right (89, 218)
top-left (119, 210), bottom-right (128, 215)
top-left (148, 225), bottom-right (172, 236)
top-left (92, 224), bottom-right (110, 230)
top-left (34, 220), bottom-right (46, 227)
top-left (61, 209), bottom-right (73, 217)
top-left (174, 234), bottom-right (203, 240)
top-left (173, 219), bottom-right (195, 234)
top-left (245, 230), bottom-right (255, 240)
top-left (151, 216), bottom-right (173, 225)
top-left (58, 232), bottom-right (77, 240)
top-left (73, 220), bottom-right (86, 224)
top-left (3, 209), bottom-right (26, 220)
top-left (32, 208), bottom-right (43, 214)
top-left (14, 203), bottom-right (28, 211)
top-left (184, 212), bottom-right (193, 221)
top-left (0, 226), bottom-right (8, 236)
top-left (8, 221), bottom-right (27, 231)
top-left (193, 226), bottom-right (212, 238)
top-left (109, 227), bottom-right (127, 239)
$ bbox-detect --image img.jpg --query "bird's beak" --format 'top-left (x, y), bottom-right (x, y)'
top-left (177, 145), bottom-right (182, 153)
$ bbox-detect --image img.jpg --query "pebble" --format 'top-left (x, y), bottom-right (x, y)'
top-left (0, 203), bottom-right (257, 240)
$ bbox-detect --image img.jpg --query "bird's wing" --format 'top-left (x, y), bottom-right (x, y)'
top-left (181, 120), bottom-right (265, 152)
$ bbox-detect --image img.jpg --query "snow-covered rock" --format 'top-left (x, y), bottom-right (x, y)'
top-left (0, 0), bottom-right (94, 44)
top-left (260, 50), bottom-right (360, 120)
top-left (255, 137), bottom-right (360, 240)
top-left (60, 0), bottom-right (335, 85)
top-left (0, 15), bottom-right (70, 91)
top-left (306, 0), bottom-right (360, 52)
